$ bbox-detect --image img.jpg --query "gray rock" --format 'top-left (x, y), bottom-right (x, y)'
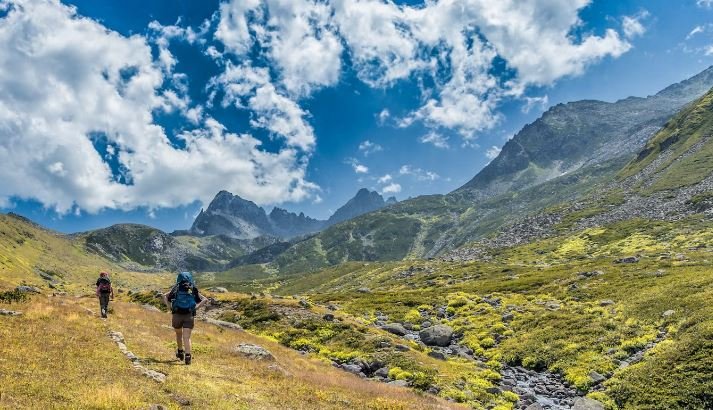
top-left (234, 343), bottom-right (274, 360)
top-left (419, 325), bottom-right (454, 347)
top-left (599, 300), bottom-right (615, 306)
top-left (323, 313), bottom-right (335, 321)
top-left (149, 405), bottom-right (167, 410)
top-left (502, 312), bottom-right (514, 322)
top-left (204, 318), bottom-right (243, 330)
top-left (298, 299), bottom-right (311, 308)
top-left (357, 287), bottom-right (371, 293)
top-left (394, 344), bottom-right (410, 351)
top-left (572, 397), bottom-right (605, 410)
top-left (615, 256), bottom-right (640, 264)
top-left (142, 304), bottom-right (161, 312)
top-left (589, 371), bottom-right (606, 384)
top-left (525, 404), bottom-right (544, 410)
top-left (388, 380), bottom-right (409, 387)
top-left (662, 309), bottom-right (676, 318)
top-left (381, 323), bottom-right (408, 336)
top-left (427, 351), bottom-right (447, 360)
top-left (0, 309), bottom-right (22, 316)
top-left (545, 301), bottom-right (561, 311)
top-left (207, 287), bottom-right (229, 293)
top-left (485, 387), bottom-right (501, 394)
top-left (421, 320), bottom-right (432, 328)
top-left (15, 285), bottom-right (41, 294)
top-left (374, 367), bottom-right (390, 378)
top-left (341, 363), bottom-right (365, 377)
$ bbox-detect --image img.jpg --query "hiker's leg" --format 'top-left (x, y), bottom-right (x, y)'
top-left (174, 328), bottom-right (183, 350)
top-left (182, 328), bottom-right (192, 355)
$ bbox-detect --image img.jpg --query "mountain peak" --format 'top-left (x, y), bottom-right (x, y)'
top-left (327, 189), bottom-right (391, 225)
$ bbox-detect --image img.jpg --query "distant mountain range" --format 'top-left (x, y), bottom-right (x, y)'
top-left (187, 188), bottom-right (397, 240)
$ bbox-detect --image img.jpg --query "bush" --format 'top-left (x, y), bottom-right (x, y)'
top-left (0, 290), bottom-right (29, 304)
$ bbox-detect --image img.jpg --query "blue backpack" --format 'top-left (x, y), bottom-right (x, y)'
top-left (172, 272), bottom-right (197, 314)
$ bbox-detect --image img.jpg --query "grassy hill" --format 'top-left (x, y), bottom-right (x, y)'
top-left (0, 214), bottom-right (166, 292)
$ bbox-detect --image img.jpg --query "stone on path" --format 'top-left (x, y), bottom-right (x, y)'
top-left (234, 343), bottom-right (274, 361)
top-left (0, 309), bottom-right (22, 316)
top-left (381, 323), bottom-right (408, 336)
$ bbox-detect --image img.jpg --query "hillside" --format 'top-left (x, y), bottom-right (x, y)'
top-left (222, 67), bottom-right (713, 277)
top-left (0, 293), bottom-right (456, 409)
top-left (459, 65), bottom-right (713, 196)
top-left (0, 214), bottom-right (165, 292)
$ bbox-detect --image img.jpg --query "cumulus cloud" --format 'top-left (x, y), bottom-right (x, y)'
top-left (216, 0), bottom-right (633, 141)
top-left (377, 174), bottom-right (392, 184)
top-left (382, 183), bottom-right (402, 194)
top-left (346, 158), bottom-right (369, 174)
top-left (486, 145), bottom-right (502, 160)
top-left (698, 0), bottom-right (713, 8)
top-left (358, 140), bottom-right (383, 156)
top-left (0, 0), bottom-right (315, 213)
top-left (622, 11), bottom-right (649, 39)
top-left (419, 132), bottom-right (450, 149)
top-left (399, 165), bottom-right (439, 181)
top-left (522, 95), bottom-right (549, 113)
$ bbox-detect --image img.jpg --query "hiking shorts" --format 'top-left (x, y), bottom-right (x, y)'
top-left (172, 312), bottom-right (195, 329)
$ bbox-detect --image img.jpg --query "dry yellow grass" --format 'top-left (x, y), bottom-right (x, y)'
top-left (0, 295), bottom-right (461, 409)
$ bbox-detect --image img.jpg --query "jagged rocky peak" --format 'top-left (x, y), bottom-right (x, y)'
top-left (328, 188), bottom-right (394, 225)
top-left (190, 191), bottom-right (272, 239)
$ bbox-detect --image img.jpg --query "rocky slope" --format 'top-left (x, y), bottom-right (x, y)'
top-left (458, 66), bottom-right (713, 197)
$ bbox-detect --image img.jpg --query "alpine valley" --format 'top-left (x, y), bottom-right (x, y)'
top-left (4, 66), bottom-right (713, 410)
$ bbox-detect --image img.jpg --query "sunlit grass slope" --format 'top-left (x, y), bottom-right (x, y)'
top-left (0, 294), bottom-right (459, 410)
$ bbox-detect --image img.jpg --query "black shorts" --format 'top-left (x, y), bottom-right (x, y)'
top-left (172, 313), bottom-right (195, 329)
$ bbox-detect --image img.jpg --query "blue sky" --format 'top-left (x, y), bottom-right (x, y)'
top-left (1, 0), bottom-right (712, 233)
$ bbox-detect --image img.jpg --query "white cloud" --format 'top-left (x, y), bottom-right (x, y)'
top-left (382, 183), bottom-right (402, 194)
top-left (377, 174), bottom-right (392, 184)
top-left (0, 0), bottom-right (316, 213)
top-left (687, 25), bottom-right (706, 40)
top-left (522, 95), bottom-right (549, 113)
top-left (354, 164), bottom-right (369, 174)
top-left (358, 140), bottom-right (383, 156)
top-left (399, 165), bottom-right (439, 181)
top-left (698, 0), bottom-right (713, 8)
top-left (216, 0), bottom-right (632, 142)
top-left (622, 11), bottom-right (649, 39)
top-left (212, 63), bottom-right (316, 150)
top-left (377, 108), bottom-right (390, 125)
top-left (419, 132), bottom-right (450, 149)
top-left (486, 145), bottom-right (502, 160)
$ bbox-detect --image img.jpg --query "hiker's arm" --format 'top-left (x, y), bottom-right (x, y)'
top-left (195, 291), bottom-right (208, 309)
top-left (162, 292), bottom-right (171, 310)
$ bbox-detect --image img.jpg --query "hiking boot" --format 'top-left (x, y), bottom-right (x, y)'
top-left (176, 349), bottom-right (185, 361)
top-left (184, 353), bottom-right (192, 365)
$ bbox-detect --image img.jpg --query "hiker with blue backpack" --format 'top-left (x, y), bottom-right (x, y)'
top-left (162, 272), bottom-right (207, 365)
top-left (96, 271), bottom-right (114, 319)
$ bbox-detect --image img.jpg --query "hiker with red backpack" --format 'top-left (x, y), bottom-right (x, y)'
top-left (96, 272), bottom-right (114, 318)
top-left (162, 271), bottom-right (207, 365)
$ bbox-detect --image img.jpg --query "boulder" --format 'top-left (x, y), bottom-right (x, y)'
top-left (388, 380), bottom-right (409, 387)
top-left (589, 371), bottom-right (606, 384)
top-left (208, 287), bottom-right (229, 293)
top-left (15, 285), bottom-right (41, 294)
top-left (427, 351), bottom-right (447, 360)
top-left (357, 287), bottom-right (371, 293)
top-left (615, 256), bottom-right (640, 264)
top-left (142, 304), bottom-right (161, 312)
top-left (394, 344), bottom-right (410, 352)
top-left (662, 309), bottom-right (676, 318)
top-left (205, 318), bottom-right (243, 330)
top-left (0, 309), bottom-right (22, 316)
top-left (374, 367), bottom-right (390, 378)
top-left (298, 299), bottom-right (311, 308)
top-left (572, 397), bottom-right (605, 410)
top-left (341, 363), bottom-right (365, 377)
top-left (323, 313), bottom-right (335, 321)
top-left (233, 343), bottom-right (274, 361)
top-left (525, 404), bottom-right (544, 410)
top-left (419, 325), bottom-right (454, 347)
top-left (501, 312), bottom-right (514, 322)
top-left (599, 300), bottom-right (615, 307)
top-left (382, 323), bottom-right (408, 336)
